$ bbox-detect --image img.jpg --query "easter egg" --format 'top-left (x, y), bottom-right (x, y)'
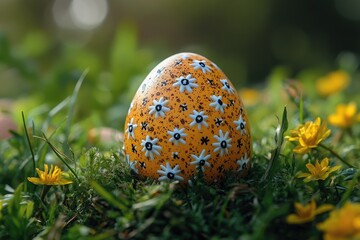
top-left (123, 53), bottom-right (251, 184)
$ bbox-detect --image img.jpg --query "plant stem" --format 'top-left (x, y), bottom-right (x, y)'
top-left (319, 143), bottom-right (355, 168)
top-left (299, 92), bottom-right (303, 124)
top-left (308, 151), bottom-right (316, 162)
top-left (40, 185), bottom-right (52, 203)
top-left (346, 127), bottom-right (353, 138)
top-left (318, 180), bottom-right (328, 201)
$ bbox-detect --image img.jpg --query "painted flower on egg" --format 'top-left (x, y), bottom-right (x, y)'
top-left (123, 53), bottom-right (252, 183)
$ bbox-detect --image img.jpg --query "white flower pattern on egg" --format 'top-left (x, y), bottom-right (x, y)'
top-left (181, 53), bottom-right (190, 60)
top-left (209, 95), bottom-right (227, 113)
top-left (234, 115), bottom-right (247, 135)
top-left (173, 74), bottom-right (198, 93)
top-left (237, 154), bottom-right (249, 172)
top-left (190, 59), bottom-right (212, 73)
top-left (141, 135), bottom-right (162, 160)
top-left (190, 149), bottom-right (211, 172)
top-left (212, 130), bottom-right (232, 156)
top-left (189, 110), bottom-right (209, 130)
top-left (155, 67), bottom-right (165, 78)
top-left (157, 162), bottom-right (184, 181)
top-left (124, 52), bottom-right (251, 183)
top-left (126, 118), bottom-right (137, 139)
top-left (168, 128), bottom-right (187, 145)
top-left (220, 79), bottom-right (235, 94)
top-left (149, 97), bottom-right (170, 118)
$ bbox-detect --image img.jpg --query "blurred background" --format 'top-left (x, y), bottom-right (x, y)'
top-left (1, 0), bottom-right (360, 129)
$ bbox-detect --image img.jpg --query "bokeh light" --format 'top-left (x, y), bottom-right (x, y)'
top-left (1, 0), bottom-right (360, 126)
top-left (70, 0), bottom-right (108, 30)
top-left (52, 0), bottom-right (108, 30)
top-left (335, 0), bottom-right (360, 21)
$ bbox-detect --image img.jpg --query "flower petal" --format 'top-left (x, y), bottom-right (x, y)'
top-left (53, 179), bottom-right (73, 185)
top-left (293, 145), bottom-right (309, 154)
top-left (328, 165), bottom-right (341, 174)
top-left (296, 172), bottom-right (311, 179)
top-left (286, 214), bottom-right (313, 224)
top-left (305, 163), bottom-right (317, 175)
top-left (27, 177), bottom-right (44, 185)
top-left (27, 164), bottom-right (73, 186)
top-left (314, 204), bottom-right (335, 215)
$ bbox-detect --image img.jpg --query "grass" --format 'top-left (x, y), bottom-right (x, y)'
top-left (1, 68), bottom-right (360, 240)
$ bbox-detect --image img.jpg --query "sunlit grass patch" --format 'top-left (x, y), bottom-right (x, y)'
top-left (0, 64), bottom-right (360, 240)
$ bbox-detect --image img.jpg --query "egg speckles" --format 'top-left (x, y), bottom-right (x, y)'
top-left (124, 53), bottom-right (251, 183)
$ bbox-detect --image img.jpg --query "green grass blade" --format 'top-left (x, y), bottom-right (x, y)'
top-left (261, 106), bottom-right (288, 182)
top-left (21, 112), bottom-right (36, 173)
top-left (42, 96), bottom-right (70, 133)
top-left (299, 92), bottom-right (303, 124)
top-left (34, 134), bottom-right (79, 181)
top-left (91, 181), bottom-right (128, 212)
top-left (64, 68), bottom-right (89, 157)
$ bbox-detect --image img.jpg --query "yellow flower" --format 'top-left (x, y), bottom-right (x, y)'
top-left (296, 158), bottom-right (341, 182)
top-left (27, 164), bottom-right (73, 185)
top-left (317, 202), bottom-right (360, 240)
top-left (286, 117), bottom-right (331, 154)
top-left (239, 88), bottom-right (261, 107)
top-left (316, 70), bottom-right (350, 97)
top-left (287, 199), bottom-right (334, 224)
top-left (328, 102), bottom-right (360, 129)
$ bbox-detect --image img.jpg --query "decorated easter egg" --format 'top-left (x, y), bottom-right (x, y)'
top-left (123, 53), bottom-right (251, 184)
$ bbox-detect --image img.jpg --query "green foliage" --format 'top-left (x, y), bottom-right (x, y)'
top-left (1, 29), bottom-right (360, 239)
top-left (261, 106), bottom-right (288, 181)
top-left (0, 184), bottom-right (36, 239)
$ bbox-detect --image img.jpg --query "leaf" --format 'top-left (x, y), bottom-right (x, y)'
top-left (90, 181), bottom-right (128, 212)
top-left (132, 191), bottom-right (171, 211)
top-left (7, 183), bottom-right (24, 215)
top-left (25, 201), bottom-right (34, 219)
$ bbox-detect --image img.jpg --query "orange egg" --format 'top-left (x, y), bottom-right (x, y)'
top-left (124, 53), bottom-right (251, 184)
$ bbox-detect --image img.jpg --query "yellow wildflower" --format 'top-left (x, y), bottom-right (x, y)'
top-left (239, 88), bottom-right (261, 107)
top-left (27, 164), bottom-right (73, 185)
top-left (286, 117), bottom-right (331, 154)
top-left (317, 202), bottom-right (360, 240)
top-left (328, 102), bottom-right (360, 129)
top-left (287, 199), bottom-right (334, 224)
top-left (316, 70), bottom-right (350, 97)
top-left (296, 158), bottom-right (341, 182)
